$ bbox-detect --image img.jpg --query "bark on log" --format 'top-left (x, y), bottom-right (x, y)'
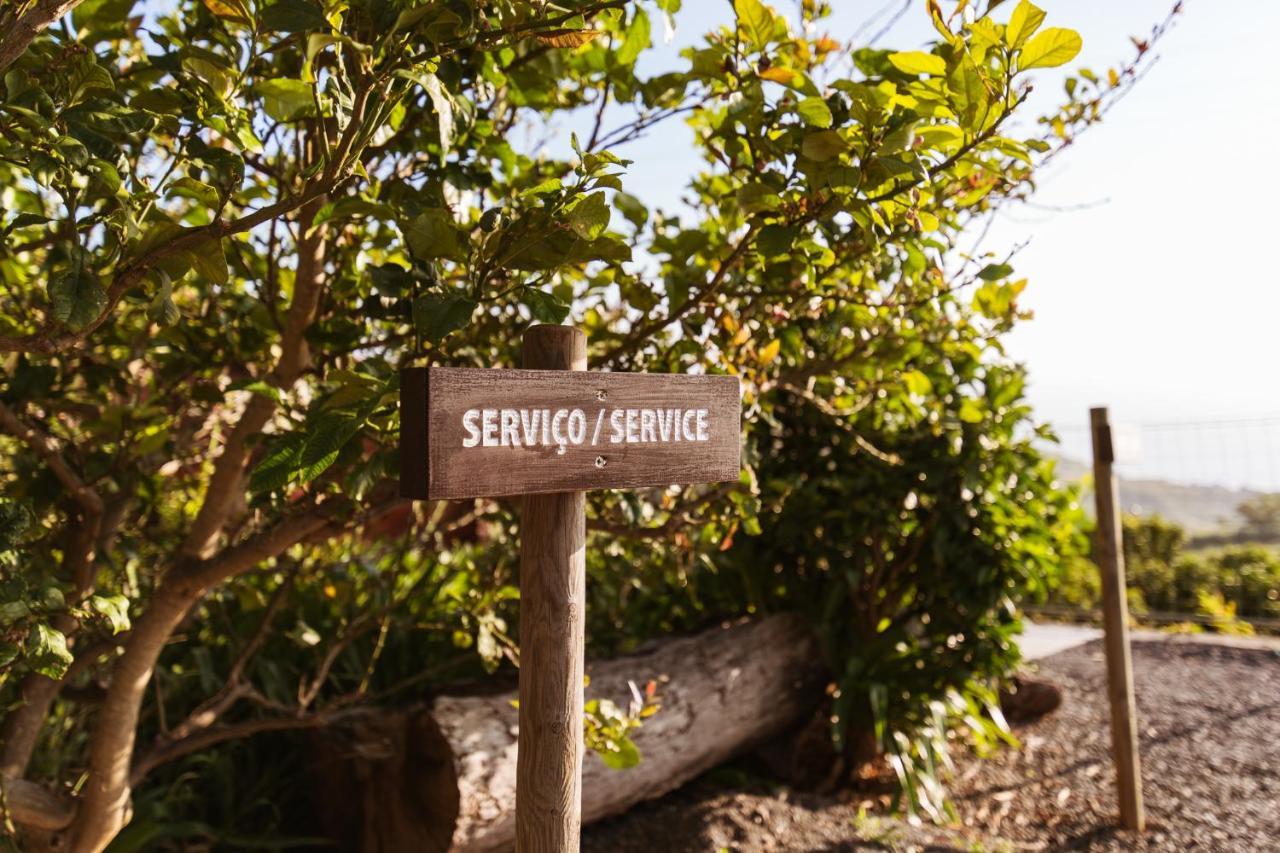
top-left (310, 612), bottom-right (823, 852)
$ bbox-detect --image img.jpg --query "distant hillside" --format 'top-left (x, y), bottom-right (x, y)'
top-left (1053, 457), bottom-right (1263, 534)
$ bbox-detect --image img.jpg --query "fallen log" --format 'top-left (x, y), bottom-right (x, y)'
top-left (310, 612), bottom-right (824, 852)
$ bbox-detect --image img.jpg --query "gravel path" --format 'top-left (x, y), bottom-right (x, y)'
top-left (950, 638), bottom-right (1280, 851)
top-left (584, 637), bottom-right (1280, 852)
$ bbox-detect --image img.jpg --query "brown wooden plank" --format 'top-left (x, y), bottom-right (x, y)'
top-left (412, 366), bottom-right (741, 500)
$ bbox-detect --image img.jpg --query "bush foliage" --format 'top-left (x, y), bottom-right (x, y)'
top-left (0, 0), bottom-right (1167, 846)
top-left (1051, 514), bottom-right (1280, 625)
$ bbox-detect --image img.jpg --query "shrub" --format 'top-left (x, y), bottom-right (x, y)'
top-left (1052, 515), bottom-right (1280, 627)
top-left (725, 374), bottom-right (1086, 818)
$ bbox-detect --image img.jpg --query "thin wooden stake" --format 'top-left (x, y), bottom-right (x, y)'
top-left (517, 325), bottom-right (587, 853)
top-left (1090, 406), bottom-right (1145, 833)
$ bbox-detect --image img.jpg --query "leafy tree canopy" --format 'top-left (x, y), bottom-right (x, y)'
top-left (0, 0), bottom-right (1171, 846)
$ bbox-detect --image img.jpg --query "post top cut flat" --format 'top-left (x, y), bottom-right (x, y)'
top-left (400, 366), bottom-right (741, 500)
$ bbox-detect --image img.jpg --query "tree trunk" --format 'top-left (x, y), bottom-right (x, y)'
top-left (310, 612), bottom-right (825, 852)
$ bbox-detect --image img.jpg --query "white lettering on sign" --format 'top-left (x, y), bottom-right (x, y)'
top-left (461, 407), bottom-right (711, 455)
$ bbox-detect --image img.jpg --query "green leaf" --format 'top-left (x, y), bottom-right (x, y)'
top-left (88, 159), bottom-right (122, 195)
top-left (149, 271), bottom-right (181, 326)
top-left (757, 224), bottom-right (797, 257)
top-left (902, 370), bottom-right (932, 395)
top-left (733, 0), bottom-right (774, 50)
top-left (413, 293), bottom-right (477, 343)
top-left (947, 54), bottom-right (988, 127)
top-left (256, 78), bottom-right (316, 122)
top-left (234, 379), bottom-right (283, 403)
top-left (297, 415), bottom-right (363, 484)
top-left (795, 96), bottom-right (833, 128)
top-left (48, 270), bottom-right (107, 331)
top-left (189, 237), bottom-right (228, 285)
top-left (888, 51), bottom-right (946, 76)
top-left (249, 433), bottom-right (305, 495)
top-left (403, 210), bottom-right (461, 259)
top-left (737, 183), bottom-right (780, 213)
top-left (977, 263), bottom-right (1013, 281)
top-left (568, 192), bottom-right (610, 240)
top-left (89, 594), bottom-right (130, 634)
top-left (1005, 0), bottom-right (1046, 49)
top-left (521, 177), bottom-right (563, 197)
top-left (599, 737), bottom-right (641, 770)
top-left (419, 71), bottom-right (455, 156)
top-left (523, 287), bottom-right (571, 324)
top-left (261, 0), bottom-right (328, 32)
top-left (1018, 28), bottom-right (1082, 70)
top-left (614, 192), bottom-right (648, 228)
top-left (202, 0), bottom-right (252, 23)
top-left (167, 176), bottom-right (220, 208)
top-left (0, 600), bottom-right (30, 625)
top-left (801, 130), bottom-right (847, 161)
top-left (28, 623), bottom-right (73, 680)
top-left (72, 0), bottom-right (139, 43)
top-left (615, 9), bottom-right (650, 66)
top-left (55, 136), bottom-right (90, 167)
top-left (958, 398), bottom-right (986, 424)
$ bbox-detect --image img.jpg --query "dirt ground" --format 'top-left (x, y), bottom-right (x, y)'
top-left (583, 637), bottom-right (1280, 852)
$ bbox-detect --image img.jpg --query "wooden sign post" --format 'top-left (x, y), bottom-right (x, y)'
top-left (400, 325), bottom-right (740, 851)
top-left (1089, 406), bottom-right (1145, 833)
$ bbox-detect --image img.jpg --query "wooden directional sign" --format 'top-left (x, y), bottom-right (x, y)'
top-left (400, 366), bottom-right (741, 500)
top-left (399, 327), bottom-right (742, 853)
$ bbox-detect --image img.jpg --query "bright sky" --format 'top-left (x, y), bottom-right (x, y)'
top-left (572, 0), bottom-right (1280, 487)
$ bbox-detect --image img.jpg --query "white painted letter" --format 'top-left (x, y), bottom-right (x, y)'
top-left (500, 410), bottom-right (520, 447)
top-left (625, 409), bottom-right (640, 443)
top-left (681, 409), bottom-right (697, 442)
top-left (482, 409), bottom-right (499, 447)
top-left (656, 409), bottom-right (673, 442)
top-left (640, 409), bottom-right (656, 443)
top-left (520, 409), bottom-right (541, 446)
top-left (696, 408), bottom-right (709, 441)
top-left (568, 409), bottom-right (586, 445)
top-left (462, 410), bottom-right (481, 448)
top-left (610, 409), bottom-right (625, 443)
top-left (551, 409), bottom-right (568, 454)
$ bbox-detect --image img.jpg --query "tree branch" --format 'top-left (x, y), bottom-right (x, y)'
top-left (0, 401), bottom-right (106, 779)
top-left (129, 712), bottom-right (338, 785)
top-left (179, 195), bottom-right (329, 559)
top-left (69, 506), bottom-right (337, 851)
top-left (0, 180), bottom-right (334, 356)
top-left (602, 223), bottom-right (760, 367)
top-left (0, 0), bottom-right (85, 74)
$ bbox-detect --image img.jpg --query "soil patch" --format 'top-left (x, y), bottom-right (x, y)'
top-left (584, 638), bottom-right (1280, 851)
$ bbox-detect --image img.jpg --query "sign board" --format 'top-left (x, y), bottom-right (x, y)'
top-left (400, 366), bottom-right (741, 499)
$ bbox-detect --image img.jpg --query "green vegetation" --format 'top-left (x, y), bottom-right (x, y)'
top-left (1050, 514), bottom-right (1280, 630)
top-left (0, 0), bottom-right (1163, 846)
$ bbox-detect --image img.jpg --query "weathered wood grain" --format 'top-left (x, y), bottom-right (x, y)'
top-left (400, 366), bottom-right (741, 500)
top-left (516, 325), bottom-right (587, 853)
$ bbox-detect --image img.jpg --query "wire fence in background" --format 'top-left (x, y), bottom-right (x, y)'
top-left (1052, 414), bottom-right (1280, 495)
top-left (1034, 413), bottom-right (1280, 635)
